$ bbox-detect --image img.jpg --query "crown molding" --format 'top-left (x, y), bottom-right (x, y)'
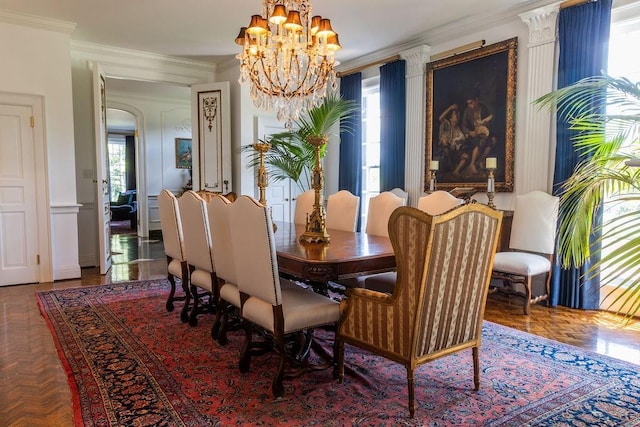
top-left (0, 9), bottom-right (76, 34)
top-left (71, 40), bottom-right (216, 85)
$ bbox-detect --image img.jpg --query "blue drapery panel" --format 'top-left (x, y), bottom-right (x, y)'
top-left (339, 72), bottom-right (363, 199)
top-left (379, 60), bottom-right (407, 192)
top-left (551, 0), bottom-right (611, 309)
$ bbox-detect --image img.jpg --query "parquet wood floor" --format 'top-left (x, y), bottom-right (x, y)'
top-left (1, 234), bottom-right (638, 426)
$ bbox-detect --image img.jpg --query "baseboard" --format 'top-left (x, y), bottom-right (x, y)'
top-left (53, 265), bottom-right (82, 281)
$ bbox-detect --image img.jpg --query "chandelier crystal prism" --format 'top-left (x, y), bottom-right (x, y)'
top-left (235, 0), bottom-right (341, 127)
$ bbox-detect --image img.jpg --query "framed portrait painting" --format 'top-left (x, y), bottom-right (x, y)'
top-left (175, 138), bottom-right (192, 169)
top-left (425, 37), bottom-right (517, 192)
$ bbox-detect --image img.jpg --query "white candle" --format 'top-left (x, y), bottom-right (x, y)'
top-left (430, 160), bottom-right (439, 171)
top-left (486, 157), bottom-right (497, 169)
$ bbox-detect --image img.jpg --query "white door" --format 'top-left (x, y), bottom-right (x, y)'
top-left (93, 63), bottom-right (111, 274)
top-left (0, 104), bottom-right (39, 285)
top-left (257, 116), bottom-right (298, 222)
top-left (191, 82), bottom-right (231, 193)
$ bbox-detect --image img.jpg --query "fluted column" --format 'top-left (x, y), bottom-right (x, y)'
top-left (400, 45), bottom-right (431, 207)
top-left (518, 3), bottom-right (560, 194)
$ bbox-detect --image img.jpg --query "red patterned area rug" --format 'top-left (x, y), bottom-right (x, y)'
top-left (37, 280), bottom-right (640, 426)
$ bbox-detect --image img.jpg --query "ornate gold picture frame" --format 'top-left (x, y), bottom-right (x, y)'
top-left (425, 37), bottom-right (517, 192)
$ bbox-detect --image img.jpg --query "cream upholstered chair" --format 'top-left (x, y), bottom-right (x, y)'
top-left (293, 189), bottom-right (315, 225)
top-left (491, 190), bottom-right (559, 314)
top-left (207, 194), bottom-right (240, 344)
top-left (229, 195), bottom-right (340, 398)
top-left (417, 190), bottom-right (463, 215)
top-left (335, 204), bottom-right (503, 417)
top-left (364, 191), bottom-right (464, 294)
top-left (389, 187), bottom-right (409, 205)
top-left (178, 190), bottom-right (217, 327)
top-left (325, 190), bottom-right (360, 232)
top-left (158, 189), bottom-right (189, 320)
top-left (365, 191), bottom-right (406, 237)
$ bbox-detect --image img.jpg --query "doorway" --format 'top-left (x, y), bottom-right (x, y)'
top-left (107, 108), bottom-right (137, 237)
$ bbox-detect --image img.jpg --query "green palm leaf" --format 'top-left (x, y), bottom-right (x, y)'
top-left (535, 74), bottom-right (640, 318)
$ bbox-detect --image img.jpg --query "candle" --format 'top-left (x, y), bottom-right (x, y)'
top-left (486, 157), bottom-right (497, 169)
top-left (430, 160), bottom-right (439, 171)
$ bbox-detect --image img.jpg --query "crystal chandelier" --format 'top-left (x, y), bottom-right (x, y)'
top-left (235, 0), bottom-right (341, 127)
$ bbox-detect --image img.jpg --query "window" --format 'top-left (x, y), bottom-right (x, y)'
top-left (600, 19), bottom-right (640, 313)
top-left (361, 77), bottom-right (381, 226)
top-left (108, 135), bottom-right (127, 202)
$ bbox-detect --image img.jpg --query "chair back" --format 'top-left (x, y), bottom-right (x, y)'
top-left (293, 190), bottom-right (315, 225)
top-left (365, 191), bottom-right (405, 236)
top-left (206, 194), bottom-right (236, 284)
top-left (158, 189), bottom-right (185, 261)
top-left (389, 187), bottom-right (409, 205)
top-left (509, 191), bottom-right (559, 255)
top-left (178, 190), bottom-right (214, 272)
top-left (326, 190), bottom-right (360, 232)
top-left (417, 191), bottom-right (463, 215)
top-left (412, 204), bottom-right (501, 358)
top-left (229, 195), bottom-right (281, 306)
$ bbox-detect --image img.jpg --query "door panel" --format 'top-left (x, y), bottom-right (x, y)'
top-left (0, 105), bottom-right (39, 285)
top-left (93, 63), bottom-right (111, 274)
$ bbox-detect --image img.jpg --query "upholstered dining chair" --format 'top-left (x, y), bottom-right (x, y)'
top-left (335, 204), bottom-right (503, 418)
top-left (229, 195), bottom-right (340, 398)
top-left (491, 190), bottom-right (559, 314)
top-left (325, 190), bottom-right (360, 232)
top-left (293, 189), bottom-right (315, 225)
top-left (158, 189), bottom-right (189, 320)
top-left (389, 187), bottom-right (409, 205)
top-left (178, 190), bottom-right (217, 326)
top-left (364, 191), bottom-right (464, 294)
top-left (417, 190), bottom-right (463, 215)
top-left (365, 191), bottom-right (406, 237)
top-left (207, 193), bottom-right (240, 344)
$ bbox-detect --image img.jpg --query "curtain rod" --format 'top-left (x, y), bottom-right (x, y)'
top-left (336, 54), bottom-right (401, 78)
top-left (560, 0), bottom-right (590, 9)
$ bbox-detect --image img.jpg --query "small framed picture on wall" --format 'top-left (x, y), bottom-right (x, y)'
top-left (175, 138), bottom-right (192, 169)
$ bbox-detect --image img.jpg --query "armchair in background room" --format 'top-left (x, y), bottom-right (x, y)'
top-left (110, 189), bottom-right (137, 222)
top-left (335, 204), bottom-right (502, 417)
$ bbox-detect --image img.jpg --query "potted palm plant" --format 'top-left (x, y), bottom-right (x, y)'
top-left (246, 93), bottom-right (357, 192)
top-left (535, 74), bottom-right (640, 318)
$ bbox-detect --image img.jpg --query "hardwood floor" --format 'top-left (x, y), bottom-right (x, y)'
top-left (1, 232), bottom-right (638, 426)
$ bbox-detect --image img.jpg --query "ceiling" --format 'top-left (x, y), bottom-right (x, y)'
top-left (0, 0), bottom-right (553, 65)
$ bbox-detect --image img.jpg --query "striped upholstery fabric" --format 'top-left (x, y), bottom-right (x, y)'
top-left (335, 203), bottom-right (502, 417)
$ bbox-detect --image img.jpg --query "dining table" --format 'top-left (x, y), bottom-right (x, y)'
top-left (273, 222), bottom-right (396, 290)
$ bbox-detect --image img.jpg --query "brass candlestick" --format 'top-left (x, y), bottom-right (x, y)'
top-left (253, 140), bottom-right (277, 231)
top-left (300, 135), bottom-right (330, 244)
top-left (486, 168), bottom-right (496, 209)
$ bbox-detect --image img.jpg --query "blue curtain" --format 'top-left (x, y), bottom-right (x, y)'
top-left (379, 60), bottom-right (406, 191)
top-left (551, 0), bottom-right (612, 309)
top-left (339, 72), bottom-right (363, 202)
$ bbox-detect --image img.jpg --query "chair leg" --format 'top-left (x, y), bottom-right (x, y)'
top-left (472, 347), bottom-right (480, 391)
top-left (212, 307), bottom-right (225, 342)
top-left (407, 367), bottom-right (415, 418)
top-left (272, 335), bottom-right (287, 398)
top-left (523, 276), bottom-right (532, 315)
top-left (188, 284), bottom-right (200, 327)
top-left (166, 272), bottom-right (177, 312)
top-left (239, 321), bottom-right (253, 373)
top-left (333, 338), bottom-right (344, 381)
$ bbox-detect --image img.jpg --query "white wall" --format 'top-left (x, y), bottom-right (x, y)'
top-left (0, 19), bottom-right (80, 280)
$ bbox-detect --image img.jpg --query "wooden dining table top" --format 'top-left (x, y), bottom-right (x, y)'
top-left (273, 222), bottom-right (396, 283)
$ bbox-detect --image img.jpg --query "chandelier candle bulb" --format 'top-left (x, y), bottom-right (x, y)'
top-left (486, 157), bottom-right (497, 169)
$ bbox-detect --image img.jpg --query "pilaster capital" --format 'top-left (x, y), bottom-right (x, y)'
top-left (400, 45), bottom-right (431, 78)
top-left (519, 2), bottom-right (561, 47)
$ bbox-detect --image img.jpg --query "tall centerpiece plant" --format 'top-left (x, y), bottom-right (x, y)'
top-left (246, 94), bottom-right (356, 193)
top-left (535, 74), bottom-right (640, 319)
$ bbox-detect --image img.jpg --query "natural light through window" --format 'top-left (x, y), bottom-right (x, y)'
top-left (600, 22), bottom-right (640, 311)
top-left (108, 135), bottom-right (127, 202)
top-left (361, 77), bottom-right (381, 227)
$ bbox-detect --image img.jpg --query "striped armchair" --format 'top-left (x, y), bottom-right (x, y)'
top-left (334, 203), bottom-right (502, 418)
